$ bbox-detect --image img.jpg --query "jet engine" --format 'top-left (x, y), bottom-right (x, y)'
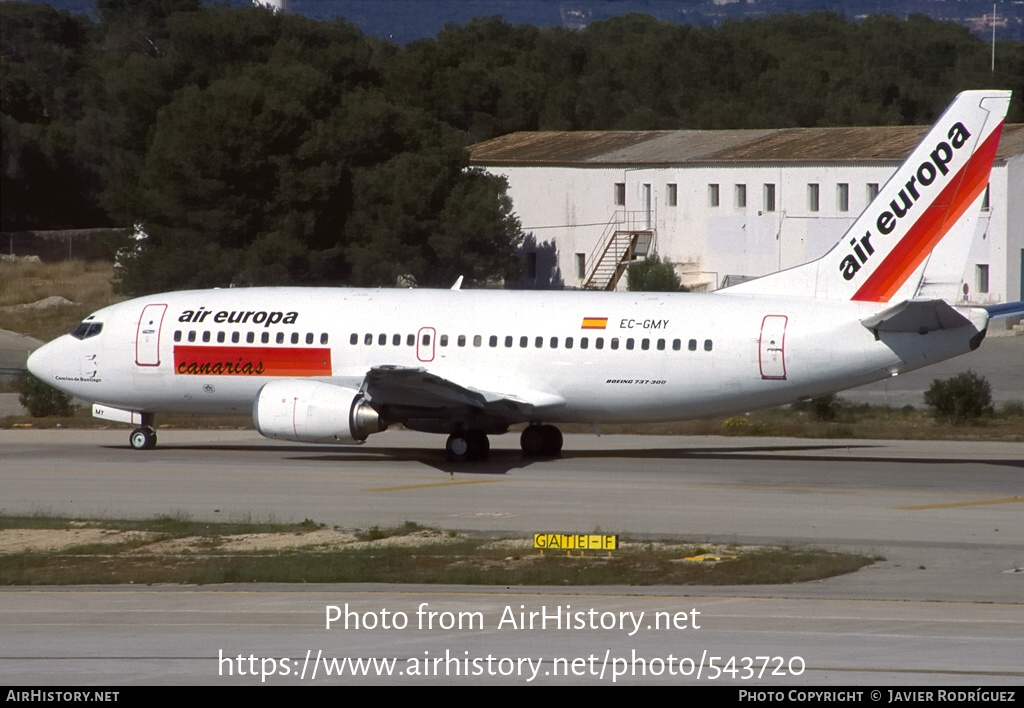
top-left (253, 380), bottom-right (384, 444)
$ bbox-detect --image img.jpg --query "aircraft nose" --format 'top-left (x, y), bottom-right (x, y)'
top-left (27, 341), bottom-right (54, 381)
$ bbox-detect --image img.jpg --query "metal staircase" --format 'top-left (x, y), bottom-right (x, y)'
top-left (583, 210), bottom-right (655, 290)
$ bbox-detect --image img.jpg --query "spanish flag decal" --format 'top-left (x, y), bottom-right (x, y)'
top-left (582, 317), bottom-right (608, 330)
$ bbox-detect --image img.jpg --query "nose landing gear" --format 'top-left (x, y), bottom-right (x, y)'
top-left (129, 426), bottom-right (157, 450)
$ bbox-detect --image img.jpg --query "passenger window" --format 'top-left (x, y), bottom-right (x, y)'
top-left (422, 334), bottom-right (431, 346)
top-left (549, 337), bottom-right (558, 349)
top-left (246, 332), bottom-right (255, 344)
top-left (202, 331), bottom-right (210, 343)
top-left (595, 338), bottom-right (603, 350)
top-left (292, 333), bottom-right (300, 344)
top-left (173, 331), bottom-right (181, 342)
top-left (393, 334), bottom-right (401, 346)
top-left (641, 339), bottom-right (650, 351)
top-left (657, 339), bottom-right (665, 351)
top-left (565, 337), bottom-right (573, 349)
top-left (188, 331), bottom-right (196, 343)
top-left (232, 332), bottom-right (240, 344)
top-left (673, 339), bottom-right (681, 351)
top-left (350, 333), bottom-right (358, 345)
top-left (535, 336), bottom-right (543, 348)
top-left (504, 336), bottom-right (513, 348)
top-left (458, 335), bottom-right (466, 347)
top-left (520, 336), bottom-right (528, 348)
top-left (364, 333), bottom-right (373, 345)
top-left (626, 338), bottom-right (634, 350)
top-left (489, 335), bottom-right (497, 347)
top-left (306, 333), bottom-right (314, 345)
top-left (689, 339), bottom-right (697, 351)
top-left (704, 339), bottom-right (713, 351)
top-left (474, 335), bottom-right (482, 347)
top-left (262, 332), bottom-right (270, 344)
top-left (611, 338), bottom-right (619, 350)
top-left (407, 334), bottom-right (415, 346)
top-left (277, 332), bottom-right (284, 344)
top-left (321, 333), bottom-right (328, 345)
top-left (378, 333), bottom-right (386, 346)
top-left (580, 338), bottom-right (589, 350)
top-left (217, 332), bottom-right (225, 343)
top-left (440, 335), bottom-right (448, 347)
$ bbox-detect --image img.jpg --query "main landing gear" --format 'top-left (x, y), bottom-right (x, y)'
top-left (520, 424), bottom-right (563, 457)
top-left (445, 430), bottom-right (490, 462)
top-left (444, 424), bottom-right (563, 461)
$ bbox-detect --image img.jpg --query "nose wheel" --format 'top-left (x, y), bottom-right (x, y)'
top-left (129, 426), bottom-right (157, 450)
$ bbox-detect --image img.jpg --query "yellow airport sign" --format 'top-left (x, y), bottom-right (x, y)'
top-left (533, 534), bottom-right (618, 550)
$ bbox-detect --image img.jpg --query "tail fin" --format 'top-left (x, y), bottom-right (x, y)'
top-left (724, 90), bottom-right (1010, 303)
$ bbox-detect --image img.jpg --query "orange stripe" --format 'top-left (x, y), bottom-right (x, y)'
top-left (853, 123), bottom-right (1003, 302)
top-left (582, 317), bottom-right (608, 329)
top-left (173, 346), bottom-right (332, 376)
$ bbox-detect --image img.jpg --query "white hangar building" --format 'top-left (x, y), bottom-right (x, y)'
top-left (470, 124), bottom-right (1024, 308)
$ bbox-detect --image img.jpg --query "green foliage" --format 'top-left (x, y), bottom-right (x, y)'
top-left (923, 370), bottom-right (993, 425)
top-left (3, 4), bottom-right (1022, 290)
top-left (792, 393), bottom-right (843, 421)
top-left (17, 371), bottom-right (75, 417)
top-left (626, 254), bottom-right (686, 292)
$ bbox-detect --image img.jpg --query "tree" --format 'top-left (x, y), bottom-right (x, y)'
top-left (924, 370), bottom-right (993, 424)
top-left (626, 254), bottom-right (686, 292)
top-left (18, 371), bottom-right (75, 417)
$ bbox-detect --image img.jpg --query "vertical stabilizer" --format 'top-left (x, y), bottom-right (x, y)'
top-left (724, 90), bottom-right (1010, 303)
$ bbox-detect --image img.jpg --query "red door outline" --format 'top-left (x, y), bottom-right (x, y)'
top-left (416, 327), bottom-right (435, 362)
top-left (759, 315), bottom-right (787, 380)
top-left (136, 304), bottom-right (167, 366)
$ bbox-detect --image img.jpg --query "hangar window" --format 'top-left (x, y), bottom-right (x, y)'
top-left (708, 183), bottom-right (720, 208)
top-left (807, 183), bottom-right (819, 212)
top-left (981, 184), bottom-right (990, 211)
top-left (866, 183), bottom-right (879, 203)
top-left (764, 183), bottom-right (776, 212)
top-left (666, 183), bottom-right (677, 207)
top-left (838, 183), bottom-right (849, 212)
top-left (614, 183), bottom-right (626, 206)
top-left (735, 184), bottom-right (747, 208)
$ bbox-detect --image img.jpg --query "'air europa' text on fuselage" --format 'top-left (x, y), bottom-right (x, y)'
top-left (177, 308), bottom-right (299, 327)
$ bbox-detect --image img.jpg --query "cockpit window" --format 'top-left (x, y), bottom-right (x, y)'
top-left (70, 322), bottom-right (103, 340)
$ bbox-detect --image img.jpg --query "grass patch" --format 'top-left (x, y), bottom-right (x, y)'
top-left (0, 514), bottom-right (874, 586)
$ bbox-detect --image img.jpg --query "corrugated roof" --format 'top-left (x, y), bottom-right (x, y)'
top-left (470, 124), bottom-right (1024, 165)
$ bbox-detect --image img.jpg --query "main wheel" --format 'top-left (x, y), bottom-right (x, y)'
top-left (521, 424), bottom-right (562, 457)
top-left (129, 427), bottom-right (157, 450)
top-left (446, 431), bottom-right (490, 461)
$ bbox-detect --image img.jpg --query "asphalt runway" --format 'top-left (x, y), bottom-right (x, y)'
top-left (1, 429), bottom-right (1022, 685)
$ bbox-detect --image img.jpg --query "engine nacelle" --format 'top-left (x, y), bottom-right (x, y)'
top-left (253, 380), bottom-right (384, 444)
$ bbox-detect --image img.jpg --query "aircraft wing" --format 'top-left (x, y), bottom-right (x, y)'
top-left (981, 300), bottom-right (1024, 320)
top-left (359, 365), bottom-right (566, 417)
top-left (860, 299), bottom-right (973, 336)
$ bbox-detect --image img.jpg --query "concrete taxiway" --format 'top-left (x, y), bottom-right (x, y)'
top-left (1, 429), bottom-right (1022, 685)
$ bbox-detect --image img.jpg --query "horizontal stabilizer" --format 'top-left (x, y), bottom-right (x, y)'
top-left (860, 299), bottom-right (972, 336)
top-left (981, 300), bottom-right (1024, 320)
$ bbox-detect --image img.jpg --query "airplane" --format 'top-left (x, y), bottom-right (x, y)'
top-left (27, 89), bottom-right (1016, 461)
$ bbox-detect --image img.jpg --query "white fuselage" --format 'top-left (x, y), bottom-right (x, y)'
top-left (30, 287), bottom-right (983, 426)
